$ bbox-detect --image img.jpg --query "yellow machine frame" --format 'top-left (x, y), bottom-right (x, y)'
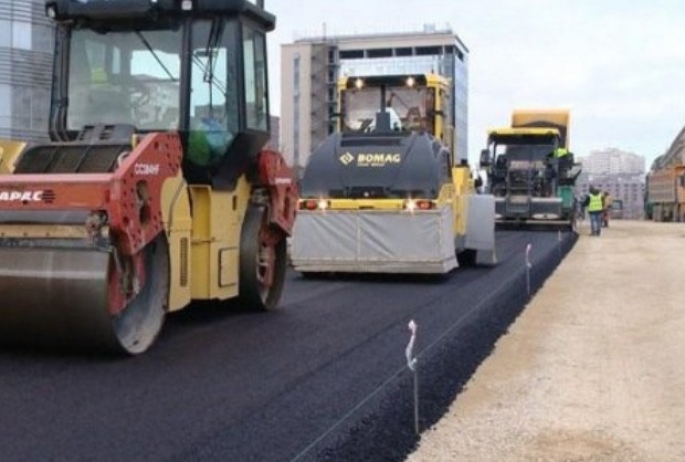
top-left (0, 140), bottom-right (27, 174)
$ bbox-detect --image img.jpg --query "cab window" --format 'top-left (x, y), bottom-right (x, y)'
top-left (189, 19), bottom-right (239, 167)
top-left (242, 24), bottom-right (268, 132)
top-left (67, 28), bottom-right (181, 131)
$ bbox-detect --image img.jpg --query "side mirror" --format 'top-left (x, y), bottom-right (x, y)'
top-left (479, 149), bottom-right (491, 168)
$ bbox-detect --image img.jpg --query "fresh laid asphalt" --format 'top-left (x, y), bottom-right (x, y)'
top-left (0, 230), bottom-right (576, 462)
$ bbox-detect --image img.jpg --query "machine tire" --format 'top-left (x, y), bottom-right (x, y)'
top-left (238, 205), bottom-right (287, 311)
top-left (457, 249), bottom-right (477, 267)
top-left (300, 271), bottom-right (331, 280)
top-left (112, 234), bottom-right (169, 355)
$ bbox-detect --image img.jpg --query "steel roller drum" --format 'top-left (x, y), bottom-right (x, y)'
top-left (0, 245), bottom-right (166, 355)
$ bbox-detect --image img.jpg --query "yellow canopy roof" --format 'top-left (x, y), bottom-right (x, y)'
top-left (487, 127), bottom-right (561, 137)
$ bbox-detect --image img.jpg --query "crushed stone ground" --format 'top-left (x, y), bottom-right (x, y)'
top-left (406, 220), bottom-right (685, 462)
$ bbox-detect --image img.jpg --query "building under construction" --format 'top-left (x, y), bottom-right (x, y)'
top-left (280, 24), bottom-right (469, 171)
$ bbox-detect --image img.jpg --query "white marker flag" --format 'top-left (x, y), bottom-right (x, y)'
top-left (406, 320), bottom-right (417, 371)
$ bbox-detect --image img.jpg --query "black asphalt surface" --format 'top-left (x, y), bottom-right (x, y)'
top-left (0, 230), bottom-right (577, 462)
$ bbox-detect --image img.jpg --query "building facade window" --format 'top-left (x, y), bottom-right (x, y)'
top-left (12, 21), bottom-right (32, 50)
top-left (367, 48), bottom-right (392, 58)
top-left (416, 46), bottom-right (441, 56)
top-left (0, 20), bottom-right (10, 47)
top-left (339, 49), bottom-right (363, 59)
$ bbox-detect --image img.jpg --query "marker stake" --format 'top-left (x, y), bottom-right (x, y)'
top-left (525, 243), bottom-right (532, 296)
top-left (406, 320), bottom-right (419, 435)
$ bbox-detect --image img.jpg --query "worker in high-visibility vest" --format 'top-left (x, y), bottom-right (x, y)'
top-left (550, 146), bottom-right (574, 184)
top-left (554, 147), bottom-right (569, 158)
top-left (583, 187), bottom-right (604, 236)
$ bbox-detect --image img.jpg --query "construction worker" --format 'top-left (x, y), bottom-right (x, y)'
top-left (550, 146), bottom-right (575, 185)
top-left (583, 186), bottom-right (604, 236)
top-left (602, 191), bottom-right (613, 228)
top-left (553, 146), bottom-right (569, 158)
top-left (188, 116), bottom-right (232, 166)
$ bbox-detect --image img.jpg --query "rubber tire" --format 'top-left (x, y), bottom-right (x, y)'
top-left (238, 206), bottom-right (287, 311)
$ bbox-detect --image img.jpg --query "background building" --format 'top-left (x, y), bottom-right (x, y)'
top-left (281, 24), bottom-right (469, 170)
top-left (578, 147), bottom-right (645, 175)
top-left (0, 0), bottom-right (54, 141)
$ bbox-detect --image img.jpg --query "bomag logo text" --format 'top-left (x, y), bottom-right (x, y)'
top-left (356, 153), bottom-right (401, 167)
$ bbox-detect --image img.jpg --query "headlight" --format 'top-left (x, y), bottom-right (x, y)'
top-left (403, 199), bottom-right (434, 211)
top-left (300, 199), bottom-right (330, 211)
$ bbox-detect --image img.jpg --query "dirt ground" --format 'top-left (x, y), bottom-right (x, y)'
top-left (406, 219), bottom-right (685, 462)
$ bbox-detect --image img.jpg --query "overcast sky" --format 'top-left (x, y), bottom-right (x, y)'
top-left (265, 0), bottom-right (684, 167)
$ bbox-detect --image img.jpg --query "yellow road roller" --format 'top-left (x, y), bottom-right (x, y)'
top-left (0, 0), bottom-right (297, 354)
top-left (290, 73), bottom-right (496, 275)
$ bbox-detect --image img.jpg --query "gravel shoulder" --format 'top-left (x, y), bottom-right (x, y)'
top-left (406, 220), bottom-right (685, 462)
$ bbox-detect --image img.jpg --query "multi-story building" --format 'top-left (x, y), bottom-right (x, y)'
top-left (578, 147), bottom-right (645, 175)
top-left (0, 0), bottom-right (54, 142)
top-left (281, 24), bottom-right (469, 170)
